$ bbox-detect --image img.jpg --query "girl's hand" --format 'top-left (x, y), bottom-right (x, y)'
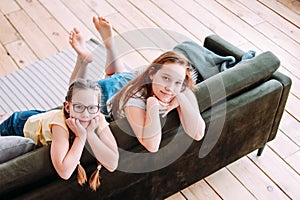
top-left (66, 117), bottom-right (87, 142)
top-left (86, 115), bottom-right (100, 134)
top-left (162, 96), bottom-right (180, 118)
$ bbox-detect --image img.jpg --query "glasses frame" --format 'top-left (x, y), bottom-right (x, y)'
top-left (71, 103), bottom-right (100, 114)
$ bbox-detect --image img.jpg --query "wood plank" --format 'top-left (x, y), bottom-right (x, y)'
top-left (6, 10), bottom-right (58, 60)
top-left (278, 67), bottom-right (300, 98)
top-left (237, 0), bottom-right (300, 44)
top-left (254, 21), bottom-right (300, 59)
top-left (39, 0), bottom-right (95, 40)
top-left (227, 156), bottom-right (290, 199)
top-left (165, 192), bottom-right (186, 200)
top-left (268, 130), bottom-right (299, 159)
top-left (16, 0), bottom-right (70, 51)
top-left (215, 0), bottom-right (300, 59)
top-left (195, 0), bottom-right (300, 79)
top-left (279, 112), bottom-right (300, 146)
top-left (181, 179), bottom-right (222, 200)
top-left (60, 0), bottom-right (100, 37)
top-left (258, 0), bottom-right (300, 28)
top-left (0, 43), bottom-right (18, 76)
top-left (173, 0), bottom-right (247, 46)
top-left (278, 0), bottom-right (300, 15)
top-left (0, 0), bottom-right (20, 14)
top-left (151, 0), bottom-right (212, 43)
top-left (285, 150), bottom-right (300, 174)
top-left (205, 168), bottom-right (256, 199)
top-left (248, 146), bottom-right (300, 200)
top-left (0, 55), bottom-right (18, 77)
top-left (106, 0), bottom-right (172, 62)
top-left (82, 0), bottom-right (119, 18)
top-left (285, 93), bottom-right (300, 121)
top-left (101, 12), bottom-right (150, 67)
top-left (215, 0), bottom-right (265, 26)
top-left (129, 0), bottom-right (199, 43)
top-left (0, 10), bottom-right (20, 45)
top-left (4, 39), bottom-right (38, 69)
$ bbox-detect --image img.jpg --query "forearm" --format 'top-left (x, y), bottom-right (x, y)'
top-left (86, 130), bottom-right (119, 171)
top-left (177, 92), bottom-right (205, 140)
top-left (140, 99), bottom-right (162, 152)
top-left (56, 137), bottom-right (86, 179)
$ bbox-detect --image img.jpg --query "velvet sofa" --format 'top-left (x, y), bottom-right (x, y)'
top-left (0, 35), bottom-right (291, 200)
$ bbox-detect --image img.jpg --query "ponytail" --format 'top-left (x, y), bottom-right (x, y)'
top-left (77, 162), bottom-right (87, 186)
top-left (76, 161), bottom-right (102, 191)
top-left (89, 162), bottom-right (102, 191)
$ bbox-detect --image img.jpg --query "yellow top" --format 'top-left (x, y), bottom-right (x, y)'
top-left (24, 109), bottom-right (67, 146)
top-left (23, 109), bottom-right (110, 146)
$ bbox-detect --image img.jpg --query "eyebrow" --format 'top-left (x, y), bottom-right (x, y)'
top-left (161, 72), bottom-right (184, 82)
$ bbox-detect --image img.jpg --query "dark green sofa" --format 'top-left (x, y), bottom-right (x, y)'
top-left (0, 35), bottom-right (291, 200)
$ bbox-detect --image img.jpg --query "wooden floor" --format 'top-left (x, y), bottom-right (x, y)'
top-left (0, 0), bottom-right (299, 199)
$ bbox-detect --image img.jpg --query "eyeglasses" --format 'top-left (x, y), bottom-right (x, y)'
top-left (72, 103), bottom-right (100, 114)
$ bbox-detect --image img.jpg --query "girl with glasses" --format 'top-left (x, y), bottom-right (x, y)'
top-left (0, 78), bottom-right (118, 191)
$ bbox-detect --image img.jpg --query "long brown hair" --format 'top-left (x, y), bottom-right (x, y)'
top-left (110, 51), bottom-right (194, 118)
top-left (63, 79), bottom-right (102, 191)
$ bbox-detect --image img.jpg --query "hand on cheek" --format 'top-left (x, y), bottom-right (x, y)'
top-left (162, 96), bottom-right (179, 118)
top-left (66, 117), bottom-right (87, 141)
top-left (86, 115), bottom-right (100, 133)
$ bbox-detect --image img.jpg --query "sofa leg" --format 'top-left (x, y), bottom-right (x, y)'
top-left (257, 146), bottom-right (265, 156)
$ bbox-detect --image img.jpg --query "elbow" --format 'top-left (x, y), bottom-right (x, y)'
top-left (145, 145), bottom-right (159, 153)
top-left (140, 139), bottom-right (160, 152)
top-left (57, 171), bottom-right (72, 180)
top-left (187, 120), bottom-right (206, 141)
top-left (105, 151), bottom-right (119, 172)
top-left (195, 122), bottom-right (206, 141)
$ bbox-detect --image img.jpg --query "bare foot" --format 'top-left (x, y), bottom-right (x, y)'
top-left (69, 28), bottom-right (93, 63)
top-left (93, 16), bottom-right (113, 49)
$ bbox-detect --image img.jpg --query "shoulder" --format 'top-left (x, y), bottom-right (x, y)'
top-left (125, 92), bottom-right (146, 109)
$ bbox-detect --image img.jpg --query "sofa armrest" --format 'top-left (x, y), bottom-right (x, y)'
top-left (195, 51), bottom-right (281, 113)
top-left (268, 71), bottom-right (292, 141)
top-left (204, 34), bottom-right (245, 61)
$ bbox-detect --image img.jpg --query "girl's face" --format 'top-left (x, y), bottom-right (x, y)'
top-left (66, 88), bottom-right (100, 128)
top-left (150, 63), bottom-right (186, 103)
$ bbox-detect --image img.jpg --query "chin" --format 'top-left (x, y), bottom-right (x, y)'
top-left (80, 121), bottom-right (90, 128)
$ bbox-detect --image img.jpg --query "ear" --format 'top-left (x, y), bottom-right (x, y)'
top-left (65, 101), bottom-right (71, 113)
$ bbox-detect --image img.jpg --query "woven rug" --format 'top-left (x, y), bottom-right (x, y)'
top-left (0, 39), bottom-right (106, 115)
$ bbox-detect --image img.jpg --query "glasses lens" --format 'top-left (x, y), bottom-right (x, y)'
top-left (73, 104), bottom-right (85, 113)
top-left (88, 105), bottom-right (99, 114)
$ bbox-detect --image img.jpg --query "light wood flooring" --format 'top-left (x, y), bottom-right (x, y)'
top-left (0, 0), bottom-right (299, 199)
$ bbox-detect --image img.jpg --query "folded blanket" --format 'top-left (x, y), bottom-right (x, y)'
top-left (173, 40), bottom-right (236, 82)
top-left (173, 41), bottom-right (256, 84)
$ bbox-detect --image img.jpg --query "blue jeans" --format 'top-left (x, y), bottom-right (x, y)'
top-left (98, 72), bottom-right (136, 114)
top-left (0, 110), bottom-right (45, 136)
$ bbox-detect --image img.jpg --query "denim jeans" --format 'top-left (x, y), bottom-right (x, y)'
top-left (98, 72), bottom-right (136, 114)
top-left (0, 110), bottom-right (45, 136)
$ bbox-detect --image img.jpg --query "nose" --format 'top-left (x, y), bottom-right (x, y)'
top-left (165, 82), bottom-right (174, 92)
top-left (81, 108), bottom-right (90, 118)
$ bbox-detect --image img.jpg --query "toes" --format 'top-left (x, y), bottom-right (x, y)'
top-left (73, 27), bottom-right (80, 34)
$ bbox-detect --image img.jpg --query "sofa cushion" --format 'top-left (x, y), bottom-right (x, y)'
top-left (0, 136), bottom-right (35, 164)
top-left (194, 51), bottom-right (280, 112)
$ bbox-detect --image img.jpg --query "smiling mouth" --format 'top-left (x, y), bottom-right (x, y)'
top-left (161, 91), bottom-right (173, 97)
